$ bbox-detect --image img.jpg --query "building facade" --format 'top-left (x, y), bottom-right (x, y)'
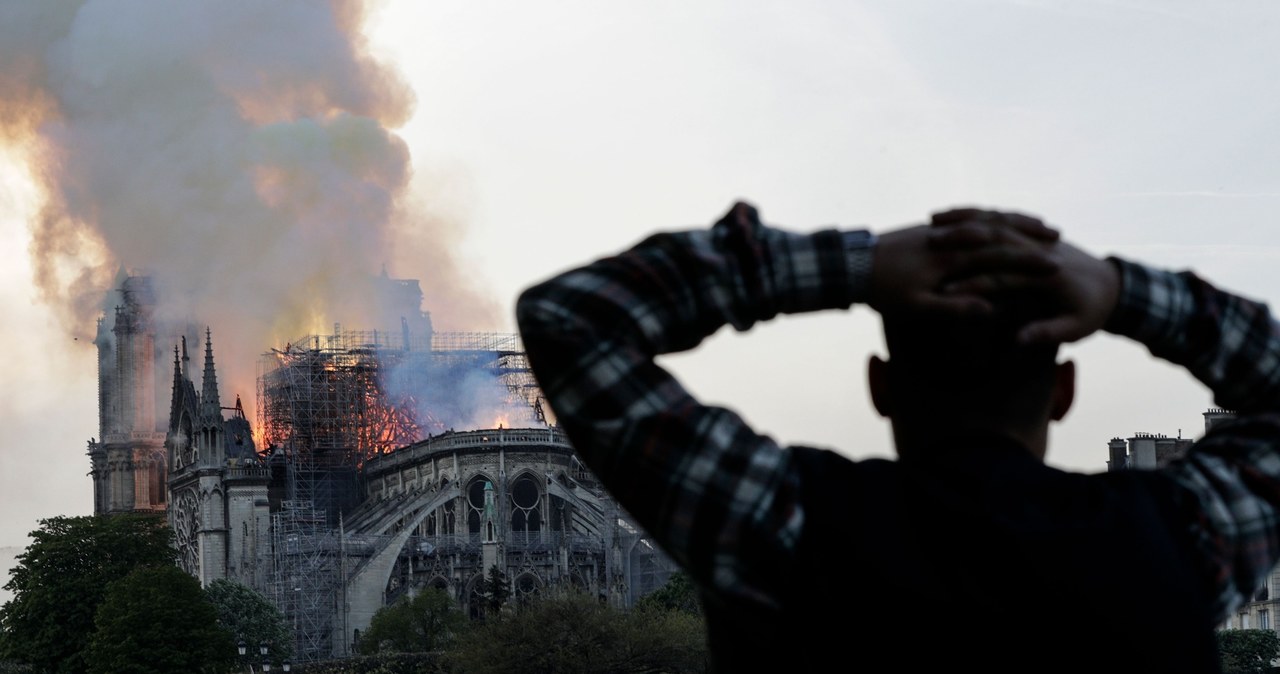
top-left (1104, 409), bottom-right (1235, 472)
top-left (1105, 409), bottom-right (1280, 635)
top-left (89, 274), bottom-right (677, 662)
top-left (165, 331), bottom-right (271, 588)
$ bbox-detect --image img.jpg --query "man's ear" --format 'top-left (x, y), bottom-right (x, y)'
top-left (1050, 360), bottom-right (1076, 422)
top-left (869, 355), bottom-right (892, 418)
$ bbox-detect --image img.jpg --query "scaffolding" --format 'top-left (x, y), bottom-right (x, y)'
top-left (431, 332), bottom-right (548, 426)
top-left (271, 500), bottom-right (343, 663)
top-left (257, 329), bottom-right (547, 483)
top-left (258, 327), bottom-right (551, 659)
top-left (257, 329), bottom-right (426, 460)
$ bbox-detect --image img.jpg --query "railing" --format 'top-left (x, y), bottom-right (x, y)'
top-left (363, 427), bottom-right (573, 478)
top-left (226, 466), bottom-right (271, 480)
top-left (102, 431), bottom-right (167, 444)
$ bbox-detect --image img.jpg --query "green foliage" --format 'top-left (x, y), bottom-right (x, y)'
top-left (86, 565), bottom-right (236, 674)
top-left (0, 514), bottom-right (175, 673)
top-left (358, 588), bottom-right (466, 655)
top-left (1218, 628), bottom-right (1280, 674)
top-left (446, 590), bottom-right (708, 673)
top-left (205, 578), bottom-right (293, 663)
top-left (614, 604), bottom-right (710, 674)
top-left (480, 565), bottom-right (510, 616)
top-left (290, 652), bottom-right (445, 674)
top-left (636, 571), bottom-right (703, 616)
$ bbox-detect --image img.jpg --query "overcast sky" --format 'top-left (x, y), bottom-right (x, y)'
top-left (2, 0), bottom-right (1279, 569)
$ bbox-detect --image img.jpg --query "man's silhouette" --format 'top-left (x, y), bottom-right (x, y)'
top-left (516, 202), bottom-right (1280, 672)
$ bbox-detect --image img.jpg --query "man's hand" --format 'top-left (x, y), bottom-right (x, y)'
top-left (930, 207), bottom-right (1061, 244)
top-left (868, 223), bottom-right (1058, 318)
top-left (928, 208), bottom-right (1122, 345)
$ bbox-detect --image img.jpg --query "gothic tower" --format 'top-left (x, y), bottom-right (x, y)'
top-left (87, 273), bottom-right (169, 514)
top-left (167, 330), bottom-right (270, 587)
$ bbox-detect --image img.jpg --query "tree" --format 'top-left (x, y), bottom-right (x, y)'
top-left (0, 514), bottom-right (175, 673)
top-left (358, 587), bottom-right (466, 655)
top-left (1218, 628), bottom-right (1280, 674)
top-left (205, 578), bottom-right (292, 664)
top-left (637, 571), bottom-right (703, 616)
top-left (86, 565), bottom-right (236, 674)
top-left (619, 604), bottom-right (709, 673)
top-left (480, 565), bottom-right (510, 616)
top-left (448, 590), bottom-right (707, 673)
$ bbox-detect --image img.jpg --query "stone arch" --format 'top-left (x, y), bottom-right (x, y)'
top-left (464, 473), bottom-right (497, 535)
top-left (172, 408), bottom-right (195, 470)
top-left (507, 471), bottom-right (544, 542)
top-left (466, 572), bottom-right (487, 620)
top-left (136, 447), bottom-right (167, 508)
top-left (514, 571), bottom-right (543, 607)
top-left (342, 483), bottom-right (461, 645)
top-left (203, 485), bottom-right (226, 529)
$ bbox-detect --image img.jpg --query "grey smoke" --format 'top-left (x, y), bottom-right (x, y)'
top-left (0, 0), bottom-right (499, 415)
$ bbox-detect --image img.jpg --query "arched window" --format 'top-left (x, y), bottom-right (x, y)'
top-left (515, 573), bottom-right (541, 607)
top-left (509, 475), bottom-right (541, 533)
top-left (468, 576), bottom-right (486, 620)
top-left (441, 500), bottom-right (455, 535)
top-left (150, 459), bottom-right (166, 506)
top-left (467, 478), bottom-right (488, 534)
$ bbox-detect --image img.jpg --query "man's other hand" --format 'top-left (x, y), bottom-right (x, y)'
top-left (928, 208), bottom-right (1122, 345)
top-left (868, 223), bottom-right (1058, 318)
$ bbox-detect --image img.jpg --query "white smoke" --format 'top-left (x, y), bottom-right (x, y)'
top-left (387, 358), bottom-right (542, 436)
top-left (0, 0), bottom-right (499, 416)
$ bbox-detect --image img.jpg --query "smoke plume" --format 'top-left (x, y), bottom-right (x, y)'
top-left (0, 0), bottom-right (498, 417)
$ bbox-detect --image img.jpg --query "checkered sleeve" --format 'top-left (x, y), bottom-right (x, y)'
top-left (1106, 257), bottom-right (1280, 620)
top-left (515, 202), bottom-right (864, 609)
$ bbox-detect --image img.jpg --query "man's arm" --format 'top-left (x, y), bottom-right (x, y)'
top-left (516, 203), bottom-right (855, 609)
top-left (516, 202), bottom-right (1055, 609)
top-left (936, 210), bottom-right (1280, 620)
top-left (1107, 260), bottom-right (1280, 619)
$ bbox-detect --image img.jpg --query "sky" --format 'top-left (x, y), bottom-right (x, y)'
top-left (1, 0), bottom-right (1279, 571)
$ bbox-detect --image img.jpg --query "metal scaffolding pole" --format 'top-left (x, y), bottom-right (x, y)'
top-left (271, 500), bottom-right (340, 663)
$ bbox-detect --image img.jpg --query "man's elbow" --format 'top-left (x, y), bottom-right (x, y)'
top-left (514, 285), bottom-right (548, 335)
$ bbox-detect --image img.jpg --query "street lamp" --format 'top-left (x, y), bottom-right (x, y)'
top-left (236, 639), bottom-right (273, 673)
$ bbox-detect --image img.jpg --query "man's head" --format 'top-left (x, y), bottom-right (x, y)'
top-left (868, 303), bottom-right (1075, 460)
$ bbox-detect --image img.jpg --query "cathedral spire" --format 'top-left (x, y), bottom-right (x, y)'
top-left (171, 344), bottom-right (182, 395)
top-left (201, 327), bottom-right (221, 422)
top-left (168, 344), bottom-right (183, 430)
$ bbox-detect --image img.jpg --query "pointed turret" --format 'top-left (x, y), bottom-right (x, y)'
top-left (169, 344), bottom-right (183, 426)
top-left (201, 327), bottom-right (221, 423)
top-left (172, 344), bottom-right (182, 388)
top-left (181, 335), bottom-right (190, 379)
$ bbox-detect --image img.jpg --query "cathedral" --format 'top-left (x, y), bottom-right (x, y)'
top-left (165, 331), bottom-right (270, 588)
top-left (88, 272), bottom-right (676, 662)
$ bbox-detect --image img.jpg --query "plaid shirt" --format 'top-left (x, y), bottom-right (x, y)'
top-left (516, 202), bottom-right (1280, 622)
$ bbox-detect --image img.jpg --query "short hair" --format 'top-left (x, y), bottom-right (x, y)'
top-left (880, 305), bottom-right (1060, 429)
